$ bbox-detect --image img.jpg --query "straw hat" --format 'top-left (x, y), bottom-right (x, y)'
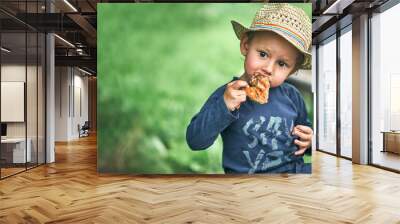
top-left (231, 3), bottom-right (311, 70)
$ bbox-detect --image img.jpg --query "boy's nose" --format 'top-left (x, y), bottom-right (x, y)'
top-left (261, 61), bottom-right (274, 76)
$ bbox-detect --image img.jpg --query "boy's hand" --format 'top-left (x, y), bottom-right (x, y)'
top-left (223, 80), bottom-right (248, 111)
top-left (292, 125), bottom-right (313, 156)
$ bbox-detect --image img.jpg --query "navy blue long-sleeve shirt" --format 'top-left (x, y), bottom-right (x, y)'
top-left (186, 77), bottom-right (312, 174)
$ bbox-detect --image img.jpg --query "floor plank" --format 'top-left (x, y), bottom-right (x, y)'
top-left (1, 134), bottom-right (400, 223)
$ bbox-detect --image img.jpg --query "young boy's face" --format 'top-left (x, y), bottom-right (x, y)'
top-left (240, 31), bottom-right (300, 88)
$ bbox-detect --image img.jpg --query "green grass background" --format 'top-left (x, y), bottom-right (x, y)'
top-left (98, 3), bottom-right (312, 174)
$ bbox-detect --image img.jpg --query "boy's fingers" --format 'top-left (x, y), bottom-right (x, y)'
top-left (292, 130), bottom-right (312, 141)
top-left (233, 95), bottom-right (246, 103)
top-left (294, 139), bottom-right (309, 148)
top-left (231, 80), bottom-right (249, 90)
top-left (294, 148), bottom-right (307, 156)
top-left (294, 125), bottom-right (313, 135)
top-left (232, 89), bottom-right (246, 96)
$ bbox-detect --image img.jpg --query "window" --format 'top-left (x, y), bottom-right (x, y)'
top-left (317, 35), bottom-right (337, 154)
top-left (339, 27), bottom-right (352, 158)
top-left (371, 3), bottom-right (400, 171)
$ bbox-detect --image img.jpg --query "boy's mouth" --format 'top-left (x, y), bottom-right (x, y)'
top-left (254, 71), bottom-right (271, 79)
top-left (241, 73), bottom-right (271, 104)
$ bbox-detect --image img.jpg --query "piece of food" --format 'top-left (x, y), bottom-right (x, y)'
top-left (244, 73), bottom-right (270, 104)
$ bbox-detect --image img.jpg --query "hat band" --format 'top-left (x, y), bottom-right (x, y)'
top-left (252, 23), bottom-right (306, 50)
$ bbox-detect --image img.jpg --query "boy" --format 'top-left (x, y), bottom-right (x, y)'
top-left (186, 4), bottom-right (313, 174)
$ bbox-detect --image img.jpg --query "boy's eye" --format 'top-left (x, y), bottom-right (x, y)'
top-left (278, 61), bottom-right (288, 68)
top-left (258, 51), bottom-right (268, 58)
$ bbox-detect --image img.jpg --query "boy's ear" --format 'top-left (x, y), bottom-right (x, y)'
top-left (288, 52), bottom-right (303, 75)
top-left (240, 34), bottom-right (249, 56)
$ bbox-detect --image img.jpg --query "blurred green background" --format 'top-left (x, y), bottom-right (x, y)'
top-left (98, 3), bottom-right (312, 174)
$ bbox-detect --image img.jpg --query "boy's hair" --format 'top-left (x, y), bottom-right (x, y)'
top-left (246, 31), bottom-right (304, 73)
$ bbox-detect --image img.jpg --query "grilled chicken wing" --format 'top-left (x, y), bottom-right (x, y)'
top-left (243, 74), bottom-right (270, 104)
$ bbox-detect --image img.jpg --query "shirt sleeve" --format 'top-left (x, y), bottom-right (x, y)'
top-left (186, 85), bottom-right (239, 150)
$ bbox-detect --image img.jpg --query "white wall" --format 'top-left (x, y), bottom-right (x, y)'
top-left (55, 66), bottom-right (69, 141)
top-left (1, 65), bottom-right (40, 137)
top-left (55, 67), bottom-right (89, 141)
top-left (72, 72), bottom-right (89, 138)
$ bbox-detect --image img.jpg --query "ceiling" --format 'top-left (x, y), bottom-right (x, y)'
top-left (0, 0), bottom-right (99, 74)
top-left (1, 0), bottom-right (396, 75)
top-left (312, 0), bottom-right (391, 44)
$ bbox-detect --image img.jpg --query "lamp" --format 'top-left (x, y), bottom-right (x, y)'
top-left (54, 34), bottom-right (75, 48)
top-left (1, 47), bottom-right (11, 53)
top-left (63, 0), bottom-right (78, 12)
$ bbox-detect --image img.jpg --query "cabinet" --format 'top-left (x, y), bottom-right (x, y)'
top-left (382, 132), bottom-right (400, 154)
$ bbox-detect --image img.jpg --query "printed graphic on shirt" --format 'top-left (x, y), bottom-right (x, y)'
top-left (242, 116), bottom-right (297, 174)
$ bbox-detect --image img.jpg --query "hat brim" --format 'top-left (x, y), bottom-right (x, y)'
top-left (231, 20), bottom-right (311, 70)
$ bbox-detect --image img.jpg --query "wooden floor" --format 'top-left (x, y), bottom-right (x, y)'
top-left (1, 135), bottom-right (400, 223)
top-left (1, 167), bottom-right (26, 178)
top-left (1, 163), bottom-right (45, 178)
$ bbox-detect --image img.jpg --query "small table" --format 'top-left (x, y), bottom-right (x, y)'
top-left (1, 138), bottom-right (31, 163)
top-left (381, 131), bottom-right (400, 155)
